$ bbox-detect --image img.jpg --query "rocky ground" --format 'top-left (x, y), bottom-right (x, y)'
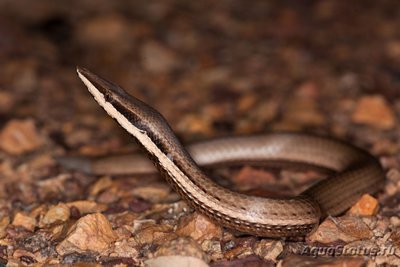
top-left (1, 1), bottom-right (400, 266)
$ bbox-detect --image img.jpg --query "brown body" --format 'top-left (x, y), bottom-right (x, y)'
top-left (76, 67), bottom-right (385, 237)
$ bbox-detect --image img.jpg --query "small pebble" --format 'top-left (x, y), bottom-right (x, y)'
top-left (65, 200), bottom-right (107, 215)
top-left (176, 213), bottom-right (222, 243)
top-left (56, 213), bottom-right (117, 255)
top-left (253, 239), bottom-right (283, 262)
top-left (352, 95), bottom-right (396, 129)
top-left (308, 216), bottom-right (372, 244)
top-left (41, 203), bottom-right (70, 226)
top-left (0, 119), bottom-right (45, 155)
top-left (349, 194), bottom-right (379, 216)
top-left (12, 212), bottom-right (36, 232)
top-left (134, 223), bottom-right (176, 246)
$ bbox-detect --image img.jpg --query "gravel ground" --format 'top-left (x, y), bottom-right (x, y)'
top-left (0, 1), bottom-right (400, 266)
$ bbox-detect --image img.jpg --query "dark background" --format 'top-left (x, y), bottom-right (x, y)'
top-left (1, 0), bottom-right (399, 145)
top-left (0, 1), bottom-right (400, 265)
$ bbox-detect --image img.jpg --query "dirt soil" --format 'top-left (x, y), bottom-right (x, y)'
top-left (1, 1), bottom-right (400, 266)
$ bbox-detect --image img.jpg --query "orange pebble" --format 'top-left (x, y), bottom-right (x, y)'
top-left (349, 194), bottom-right (379, 216)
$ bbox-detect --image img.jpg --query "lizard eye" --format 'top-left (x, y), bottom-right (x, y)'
top-left (104, 92), bottom-right (112, 102)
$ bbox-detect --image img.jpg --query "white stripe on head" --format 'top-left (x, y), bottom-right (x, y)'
top-left (77, 69), bottom-right (203, 203)
top-left (77, 68), bottom-right (271, 224)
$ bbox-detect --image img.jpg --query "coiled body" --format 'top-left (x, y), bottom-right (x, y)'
top-left (75, 67), bottom-right (385, 237)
